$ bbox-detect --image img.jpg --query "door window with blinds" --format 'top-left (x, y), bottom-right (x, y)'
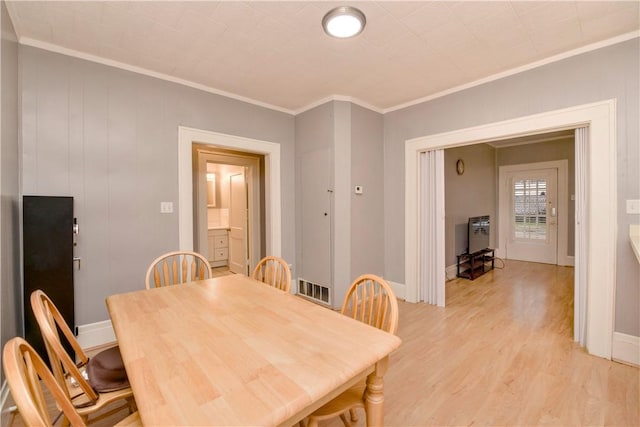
top-left (513, 178), bottom-right (548, 241)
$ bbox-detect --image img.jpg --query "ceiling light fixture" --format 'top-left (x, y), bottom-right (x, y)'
top-left (322, 6), bottom-right (366, 38)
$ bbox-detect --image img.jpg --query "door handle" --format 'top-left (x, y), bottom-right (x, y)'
top-left (73, 257), bottom-right (81, 270)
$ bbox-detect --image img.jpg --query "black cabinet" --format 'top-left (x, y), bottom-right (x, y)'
top-left (457, 248), bottom-right (494, 280)
top-left (23, 196), bottom-right (75, 361)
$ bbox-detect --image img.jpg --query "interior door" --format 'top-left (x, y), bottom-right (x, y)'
top-left (506, 168), bottom-right (558, 264)
top-left (229, 172), bottom-right (248, 275)
top-left (300, 148), bottom-right (332, 287)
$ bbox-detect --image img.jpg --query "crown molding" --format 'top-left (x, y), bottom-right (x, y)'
top-left (383, 31), bottom-right (639, 114)
top-left (14, 30), bottom-right (639, 118)
top-left (294, 95), bottom-right (383, 115)
top-left (18, 37), bottom-right (296, 116)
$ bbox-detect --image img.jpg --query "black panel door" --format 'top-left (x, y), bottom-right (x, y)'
top-left (23, 196), bottom-right (74, 361)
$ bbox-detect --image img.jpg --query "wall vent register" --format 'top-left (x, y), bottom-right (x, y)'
top-left (297, 279), bottom-right (331, 306)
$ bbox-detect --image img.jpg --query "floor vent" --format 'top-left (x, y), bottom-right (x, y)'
top-left (297, 278), bottom-right (331, 306)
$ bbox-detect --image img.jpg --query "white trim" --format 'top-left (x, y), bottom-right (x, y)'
top-left (16, 38), bottom-right (295, 116)
top-left (178, 127), bottom-right (282, 257)
top-left (385, 31), bottom-right (638, 114)
top-left (487, 133), bottom-right (573, 148)
top-left (612, 332), bottom-right (640, 366)
top-left (565, 255), bottom-right (575, 267)
top-left (386, 280), bottom-right (406, 301)
top-left (445, 264), bottom-right (458, 281)
top-left (10, 17), bottom-right (635, 117)
top-left (405, 100), bottom-right (616, 359)
top-left (75, 319), bottom-right (116, 349)
top-left (498, 160), bottom-right (570, 266)
top-left (294, 95), bottom-right (383, 115)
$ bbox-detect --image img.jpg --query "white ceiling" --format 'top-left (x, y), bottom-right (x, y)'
top-left (6, 1), bottom-right (640, 113)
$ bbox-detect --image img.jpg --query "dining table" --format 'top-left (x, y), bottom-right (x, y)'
top-left (106, 274), bottom-right (402, 426)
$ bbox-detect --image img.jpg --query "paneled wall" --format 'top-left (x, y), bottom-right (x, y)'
top-left (20, 46), bottom-right (295, 325)
top-left (0, 0), bottom-right (20, 383)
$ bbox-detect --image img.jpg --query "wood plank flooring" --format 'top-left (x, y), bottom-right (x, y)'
top-left (6, 260), bottom-right (638, 426)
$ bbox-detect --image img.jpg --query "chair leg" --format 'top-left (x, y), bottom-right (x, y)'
top-left (339, 412), bottom-right (352, 427)
top-left (307, 417), bottom-right (319, 427)
top-left (349, 408), bottom-right (359, 422)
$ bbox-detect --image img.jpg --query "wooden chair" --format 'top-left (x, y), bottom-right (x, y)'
top-left (30, 290), bottom-right (136, 426)
top-left (2, 337), bottom-right (141, 427)
top-left (251, 256), bottom-right (292, 292)
top-left (304, 274), bottom-right (399, 427)
top-left (144, 250), bottom-right (212, 289)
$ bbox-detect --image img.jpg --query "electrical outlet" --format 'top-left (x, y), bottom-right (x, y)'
top-left (355, 185), bottom-right (363, 195)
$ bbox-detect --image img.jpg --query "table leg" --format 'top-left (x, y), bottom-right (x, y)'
top-left (365, 356), bottom-right (389, 426)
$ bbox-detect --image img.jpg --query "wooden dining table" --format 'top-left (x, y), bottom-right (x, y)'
top-left (106, 274), bottom-right (402, 426)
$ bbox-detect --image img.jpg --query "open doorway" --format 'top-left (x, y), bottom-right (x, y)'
top-left (194, 147), bottom-right (264, 276)
top-left (178, 126), bottom-right (283, 272)
top-left (443, 130), bottom-right (574, 272)
top-left (405, 100), bottom-right (616, 359)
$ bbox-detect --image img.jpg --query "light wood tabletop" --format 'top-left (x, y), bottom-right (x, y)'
top-left (106, 274), bottom-right (401, 426)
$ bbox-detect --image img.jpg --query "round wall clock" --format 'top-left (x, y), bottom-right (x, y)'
top-left (456, 159), bottom-right (465, 175)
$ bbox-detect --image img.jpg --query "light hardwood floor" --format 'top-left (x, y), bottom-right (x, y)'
top-left (6, 260), bottom-right (639, 426)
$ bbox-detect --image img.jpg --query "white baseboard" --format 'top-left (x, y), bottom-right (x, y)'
top-left (445, 264), bottom-right (457, 281)
top-left (612, 332), bottom-right (640, 366)
top-left (76, 319), bottom-right (116, 349)
top-left (387, 280), bottom-right (406, 301)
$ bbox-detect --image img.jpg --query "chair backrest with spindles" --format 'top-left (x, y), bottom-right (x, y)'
top-left (341, 274), bottom-right (399, 334)
top-left (145, 251), bottom-right (212, 289)
top-left (251, 256), bottom-right (291, 292)
top-left (3, 337), bottom-right (86, 427)
top-left (30, 290), bottom-right (98, 404)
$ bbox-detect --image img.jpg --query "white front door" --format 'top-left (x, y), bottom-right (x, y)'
top-left (505, 168), bottom-right (558, 264)
top-left (229, 172), bottom-right (248, 275)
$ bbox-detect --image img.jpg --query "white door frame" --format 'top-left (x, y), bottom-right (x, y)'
top-left (405, 100), bottom-right (616, 359)
top-left (498, 160), bottom-right (570, 266)
top-left (178, 126), bottom-right (281, 257)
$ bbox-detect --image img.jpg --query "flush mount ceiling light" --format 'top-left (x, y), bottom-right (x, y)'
top-left (322, 6), bottom-right (366, 38)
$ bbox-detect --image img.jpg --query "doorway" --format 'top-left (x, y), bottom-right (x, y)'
top-left (405, 100), bottom-right (616, 359)
top-left (498, 160), bottom-right (569, 265)
top-left (178, 126), bottom-right (283, 265)
top-left (195, 148), bottom-right (261, 275)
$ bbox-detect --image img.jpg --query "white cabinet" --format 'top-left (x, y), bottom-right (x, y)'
top-left (208, 229), bottom-right (229, 267)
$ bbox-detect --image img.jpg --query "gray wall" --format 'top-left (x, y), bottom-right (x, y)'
top-left (294, 101), bottom-right (384, 307)
top-left (384, 39), bottom-right (639, 336)
top-left (1, 0), bottom-right (20, 383)
top-left (444, 144), bottom-right (497, 267)
top-left (350, 104), bottom-right (384, 279)
top-left (497, 137), bottom-right (576, 256)
top-left (295, 102), bottom-right (333, 289)
top-left (20, 46), bottom-right (295, 325)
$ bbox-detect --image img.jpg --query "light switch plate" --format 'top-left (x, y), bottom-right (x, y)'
top-left (160, 202), bottom-right (174, 214)
top-left (627, 199), bottom-right (640, 214)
